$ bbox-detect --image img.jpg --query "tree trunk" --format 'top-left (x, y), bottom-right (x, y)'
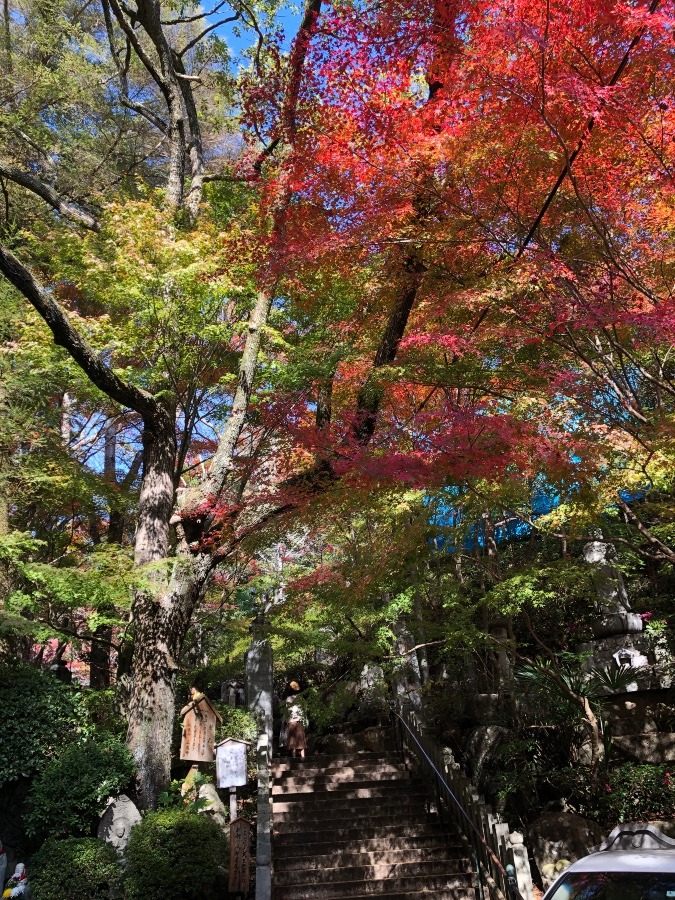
top-left (125, 410), bottom-right (179, 806)
top-left (134, 412), bottom-right (175, 567)
top-left (482, 511), bottom-right (500, 582)
top-left (581, 694), bottom-right (604, 778)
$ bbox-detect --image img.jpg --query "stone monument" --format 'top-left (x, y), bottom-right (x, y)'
top-left (577, 532), bottom-right (675, 699)
top-left (579, 533), bottom-right (652, 689)
top-left (98, 794), bottom-right (142, 853)
top-left (245, 638), bottom-right (273, 751)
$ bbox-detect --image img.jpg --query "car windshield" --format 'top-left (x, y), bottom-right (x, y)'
top-left (549, 873), bottom-right (675, 900)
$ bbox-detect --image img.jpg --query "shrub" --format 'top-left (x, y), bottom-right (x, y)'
top-left (214, 704), bottom-right (257, 744)
top-left (26, 733), bottom-right (136, 838)
top-left (124, 808), bottom-right (228, 900)
top-left (599, 763), bottom-right (675, 824)
top-left (0, 664), bottom-right (82, 787)
top-left (31, 838), bottom-right (122, 900)
top-left (78, 688), bottom-right (127, 738)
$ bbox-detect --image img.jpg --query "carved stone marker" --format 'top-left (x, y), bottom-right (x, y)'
top-left (180, 691), bottom-right (221, 763)
top-left (98, 794), bottom-right (142, 853)
top-left (228, 818), bottom-right (252, 895)
top-left (245, 639), bottom-right (273, 751)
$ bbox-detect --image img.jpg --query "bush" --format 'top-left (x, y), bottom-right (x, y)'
top-left (78, 688), bottom-right (127, 738)
top-left (124, 808), bottom-right (228, 900)
top-left (599, 763), bottom-right (675, 824)
top-left (31, 838), bottom-right (122, 900)
top-left (214, 704), bottom-right (257, 744)
top-left (520, 763), bottom-right (675, 828)
top-left (26, 733), bottom-right (136, 838)
top-left (0, 664), bottom-right (82, 787)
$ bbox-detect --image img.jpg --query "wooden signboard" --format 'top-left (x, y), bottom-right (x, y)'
top-left (216, 738), bottom-right (249, 789)
top-left (179, 692), bottom-right (221, 762)
top-left (228, 817), bottom-right (252, 895)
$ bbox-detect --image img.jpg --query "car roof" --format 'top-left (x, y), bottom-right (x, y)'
top-left (564, 850), bottom-right (675, 874)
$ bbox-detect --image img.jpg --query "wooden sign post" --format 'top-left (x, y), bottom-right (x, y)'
top-left (228, 817), bottom-right (252, 896)
top-left (215, 737), bottom-right (250, 821)
top-left (179, 690), bottom-right (222, 763)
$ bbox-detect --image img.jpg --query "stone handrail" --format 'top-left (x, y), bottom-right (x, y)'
top-left (392, 701), bottom-right (534, 900)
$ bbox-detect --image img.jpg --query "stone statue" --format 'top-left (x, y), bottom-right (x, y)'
top-left (582, 532), bottom-right (642, 638)
top-left (582, 532), bottom-right (630, 615)
top-left (3, 863), bottom-right (29, 898)
top-left (97, 794), bottom-right (141, 853)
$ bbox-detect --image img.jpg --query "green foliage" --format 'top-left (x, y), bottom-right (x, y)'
top-left (301, 682), bottom-right (359, 734)
top-left (515, 659), bottom-right (639, 707)
top-left (158, 772), bottom-right (212, 813)
top-left (214, 704), bottom-right (257, 744)
top-left (124, 809), bottom-right (228, 900)
top-left (0, 664), bottom-right (82, 787)
top-left (31, 838), bottom-right (122, 900)
top-left (645, 616), bottom-right (668, 636)
top-left (26, 734), bottom-right (136, 839)
top-left (77, 689), bottom-right (126, 739)
top-left (486, 561), bottom-right (594, 617)
top-left (599, 764), bottom-right (675, 823)
top-left (6, 544), bottom-right (132, 643)
top-left (551, 764), bottom-right (675, 826)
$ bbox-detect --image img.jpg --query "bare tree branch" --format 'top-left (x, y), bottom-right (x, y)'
top-left (177, 13), bottom-right (239, 57)
top-left (616, 495), bottom-right (675, 564)
top-left (162, 0), bottom-right (229, 24)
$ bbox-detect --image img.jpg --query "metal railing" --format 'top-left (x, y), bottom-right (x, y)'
top-left (389, 700), bottom-right (532, 900)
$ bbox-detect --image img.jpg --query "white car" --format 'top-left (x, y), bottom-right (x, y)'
top-left (543, 825), bottom-right (675, 900)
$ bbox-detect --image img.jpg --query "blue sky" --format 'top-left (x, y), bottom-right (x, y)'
top-left (217, 5), bottom-right (303, 60)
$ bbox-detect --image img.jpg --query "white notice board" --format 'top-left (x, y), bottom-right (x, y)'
top-left (216, 740), bottom-right (248, 788)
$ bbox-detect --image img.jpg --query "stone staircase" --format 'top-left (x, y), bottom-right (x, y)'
top-left (271, 750), bottom-right (477, 899)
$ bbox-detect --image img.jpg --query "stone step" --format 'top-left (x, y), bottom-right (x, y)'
top-left (274, 800), bottom-right (430, 823)
top-left (272, 752), bottom-right (403, 774)
top-left (274, 811), bottom-right (440, 834)
top-left (274, 757), bottom-right (410, 781)
top-left (272, 745), bottom-right (475, 900)
top-left (273, 768), bottom-right (413, 789)
top-left (275, 846), bottom-right (466, 871)
top-left (276, 891), bottom-right (473, 900)
top-left (275, 858), bottom-right (473, 887)
top-left (275, 817), bottom-right (445, 838)
top-left (275, 833), bottom-right (460, 854)
top-left (274, 777), bottom-right (420, 794)
top-left (274, 786), bottom-right (427, 807)
top-left (274, 871), bottom-right (475, 899)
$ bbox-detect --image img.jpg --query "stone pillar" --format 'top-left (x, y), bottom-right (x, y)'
top-left (255, 729), bottom-right (272, 900)
top-left (507, 832), bottom-right (534, 900)
top-left (246, 636), bottom-right (274, 900)
top-left (245, 638), bottom-right (273, 751)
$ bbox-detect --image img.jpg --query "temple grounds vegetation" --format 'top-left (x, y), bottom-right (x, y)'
top-left (1, 0), bottom-right (674, 893)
